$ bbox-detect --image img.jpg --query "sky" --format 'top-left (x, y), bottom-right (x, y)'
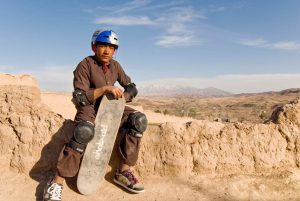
top-left (0, 0), bottom-right (300, 93)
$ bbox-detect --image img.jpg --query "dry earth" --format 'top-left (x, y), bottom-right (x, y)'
top-left (1, 73), bottom-right (300, 201)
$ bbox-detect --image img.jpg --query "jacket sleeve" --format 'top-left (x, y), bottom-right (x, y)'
top-left (73, 58), bottom-right (95, 104)
top-left (115, 61), bottom-right (132, 88)
top-left (114, 61), bottom-right (138, 102)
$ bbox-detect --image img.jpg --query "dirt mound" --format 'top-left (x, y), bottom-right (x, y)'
top-left (137, 98), bottom-right (300, 178)
top-left (0, 85), bottom-right (66, 175)
top-left (0, 73), bottom-right (38, 87)
top-left (1, 73), bottom-right (300, 201)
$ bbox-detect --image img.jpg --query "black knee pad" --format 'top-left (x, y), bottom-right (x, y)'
top-left (127, 111), bottom-right (147, 138)
top-left (68, 121), bottom-right (95, 153)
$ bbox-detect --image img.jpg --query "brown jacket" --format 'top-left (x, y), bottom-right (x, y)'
top-left (73, 56), bottom-right (132, 123)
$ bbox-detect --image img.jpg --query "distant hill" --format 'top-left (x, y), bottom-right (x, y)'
top-left (234, 88), bottom-right (300, 97)
top-left (138, 85), bottom-right (233, 97)
top-left (279, 88), bottom-right (300, 95)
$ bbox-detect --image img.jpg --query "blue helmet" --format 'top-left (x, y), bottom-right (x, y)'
top-left (91, 29), bottom-right (119, 48)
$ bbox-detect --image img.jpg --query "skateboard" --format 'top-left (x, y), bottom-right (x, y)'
top-left (77, 94), bottom-right (125, 195)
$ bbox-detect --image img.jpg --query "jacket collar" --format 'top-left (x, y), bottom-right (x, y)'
top-left (91, 55), bottom-right (111, 68)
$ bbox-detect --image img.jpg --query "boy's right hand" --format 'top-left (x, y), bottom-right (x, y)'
top-left (105, 86), bottom-right (123, 99)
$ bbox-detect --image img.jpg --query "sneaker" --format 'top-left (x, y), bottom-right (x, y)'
top-left (43, 179), bottom-right (63, 201)
top-left (113, 169), bottom-right (145, 193)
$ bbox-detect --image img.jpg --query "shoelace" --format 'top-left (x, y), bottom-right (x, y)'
top-left (48, 183), bottom-right (63, 200)
top-left (123, 170), bottom-right (138, 184)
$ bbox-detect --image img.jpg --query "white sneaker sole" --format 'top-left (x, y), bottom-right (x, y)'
top-left (113, 178), bottom-right (145, 194)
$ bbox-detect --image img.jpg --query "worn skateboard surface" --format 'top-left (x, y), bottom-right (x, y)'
top-left (77, 94), bottom-right (125, 195)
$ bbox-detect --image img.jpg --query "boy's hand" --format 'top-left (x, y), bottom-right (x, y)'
top-left (105, 86), bottom-right (123, 99)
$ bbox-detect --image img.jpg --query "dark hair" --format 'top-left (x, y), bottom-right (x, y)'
top-left (95, 42), bottom-right (118, 50)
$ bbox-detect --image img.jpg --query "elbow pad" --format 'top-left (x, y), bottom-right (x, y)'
top-left (72, 89), bottom-right (91, 107)
top-left (124, 83), bottom-right (138, 102)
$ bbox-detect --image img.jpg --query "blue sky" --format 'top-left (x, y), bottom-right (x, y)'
top-left (0, 0), bottom-right (300, 93)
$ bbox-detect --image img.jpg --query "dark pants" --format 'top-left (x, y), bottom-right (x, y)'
top-left (56, 106), bottom-right (142, 177)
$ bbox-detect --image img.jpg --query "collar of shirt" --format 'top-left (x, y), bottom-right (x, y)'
top-left (91, 55), bottom-right (111, 69)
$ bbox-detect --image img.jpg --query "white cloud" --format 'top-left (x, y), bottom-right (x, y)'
top-left (154, 7), bottom-right (204, 47)
top-left (155, 35), bottom-right (200, 47)
top-left (95, 0), bottom-right (185, 14)
top-left (240, 38), bottom-right (300, 51)
top-left (94, 0), bottom-right (151, 14)
top-left (139, 1), bottom-right (185, 11)
top-left (92, 1), bottom-right (204, 48)
top-left (240, 38), bottom-right (267, 47)
top-left (95, 16), bottom-right (155, 26)
top-left (168, 7), bottom-right (207, 22)
top-left (112, 0), bottom-right (152, 14)
top-left (138, 74), bottom-right (300, 94)
top-left (272, 41), bottom-right (300, 50)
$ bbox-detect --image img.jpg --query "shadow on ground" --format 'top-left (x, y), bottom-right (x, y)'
top-left (29, 120), bottom-right (75, 201)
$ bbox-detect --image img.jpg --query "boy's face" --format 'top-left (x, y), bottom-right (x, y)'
top-left (93, 43), bottom-right (116, 64)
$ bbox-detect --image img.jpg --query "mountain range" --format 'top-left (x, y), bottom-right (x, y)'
top-left (138, 85), bottom-right (233, 97)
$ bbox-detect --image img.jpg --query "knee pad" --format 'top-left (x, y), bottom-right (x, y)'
top-left (127, 111), bottom-right (147, 138)
top-left (68, 121), bottom-right (95, 153)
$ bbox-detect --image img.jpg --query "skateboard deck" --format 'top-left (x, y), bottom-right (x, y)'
top-left (77, 94), bottom-right (125, 195)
